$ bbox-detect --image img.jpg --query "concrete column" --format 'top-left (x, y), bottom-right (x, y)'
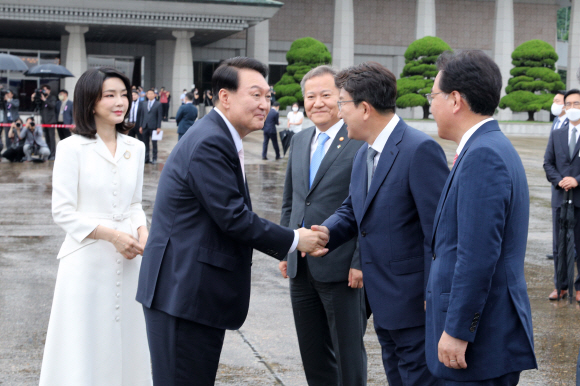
top-left (493, 0), bottom-right (514, 121)
top-left (568, 0), bottom-right (580, 90)
top-left (415, 0), bottom-right (436, 39)
top-left (246, 20), bottom-right (269, 68)
top-left (63, 25), bottom-right (88, 96)
top-left (171, 31), bottom-right (194, 118)
top-left (332, 0), bottom-right (354, 70)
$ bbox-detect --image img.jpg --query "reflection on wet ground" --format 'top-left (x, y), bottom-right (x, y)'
top-left (0, 128), bottom-right (577, 385)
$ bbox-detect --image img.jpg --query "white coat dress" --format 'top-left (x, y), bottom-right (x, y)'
top-left (39, 133), bottom-right (152, 386)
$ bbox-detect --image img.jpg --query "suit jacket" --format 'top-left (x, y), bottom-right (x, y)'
top-left (40, 94), bottom-right (58, 124)
top-left (139, 100), bottom-right (163, 130)
top-left (128, 100), bottom-right (143, 132)
top-left (56, 100), bottom-right (74, 125)
top-left (4, 98), bottom-right (19, 122)
top-left (321, 118), bottom-right (449, 330)
top-left (426, 120), bottom-right (536, 381)
top-left (280, 124), bottom-right (364, 282)
top-left (136, 109), bottom-right (295, 330)
top-left (551, 116), bottom-right (569, 131)
top-left (263, 108), bottom-right (279, 135)
top-left (544, 121), bottom-right (580, 208)
top-left (175, 103), bottom-right (198, 135)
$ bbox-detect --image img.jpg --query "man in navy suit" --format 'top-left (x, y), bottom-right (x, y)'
top-left (55, 90), bottom-right (73, 140)
top-left (261, 101), bottom-right (280, 160)
top-left (427, 50), bottom-right (537, 385)
top-left (310, 62), bottom-right (449, 386)
top-left (544, 89), bottom-right (580, 304)
top-left (175, 92), bottom-right (198, 140)
top-left (136, 57), bottom-right (329, 386)
top-left (139, 88), bottom-right (163, 164)
top-left (546, 91), bottom-right (569, 262)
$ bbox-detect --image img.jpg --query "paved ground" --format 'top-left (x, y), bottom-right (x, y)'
top-left (0, 124), bottom-right (578, 385)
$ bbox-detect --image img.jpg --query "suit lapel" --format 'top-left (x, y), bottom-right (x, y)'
top-left (430, 120), bottom-right (501, 248)
top-left (308, 124), bottom-right (349, 195)
top-left (361, 121), bottom-right (405, 217)
top-left (301, 128), bottom-right (316, 192)
top-left (558, 126), bottom-right (571, 161)
top-left (93, 134), bottom-right (117, 165)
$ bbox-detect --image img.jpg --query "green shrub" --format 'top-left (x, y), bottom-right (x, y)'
top-left (500, 39), bottom-right (565, 121)
top-left (396, 36), bottom-right (451, 119)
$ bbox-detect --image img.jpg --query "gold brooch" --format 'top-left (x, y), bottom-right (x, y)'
top-left (339, 137), bottom-right (344, 141)
top-left (124, 151), bottom-right (131, 159)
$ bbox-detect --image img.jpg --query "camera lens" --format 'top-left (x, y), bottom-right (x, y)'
top-left (16, 123), bottom-right (21, 127)
top-left (30, 122), bottom-right (35, 127)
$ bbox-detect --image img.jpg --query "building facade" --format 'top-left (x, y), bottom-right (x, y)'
top-left (0, 0), bottom-right (574, 119)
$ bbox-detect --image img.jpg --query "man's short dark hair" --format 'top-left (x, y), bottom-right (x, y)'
top-left (564, 89), bottom-right (580, 102)
top-left (73, 67), bottom-right (133, 139)
top-left (132, 90), bottom-right (139, 95)
top-left (211, 57), bottom-right (268, 103)
top-left (185, 92), bottom-right (194, 101)
top-left (41, 84), bottom-right (51, 91)
top-left (335, 61), bottom-right (397, 114)
top-left (147, 88), bottom-right (155, 93)
top-left (436, 50), bottom-right (502, 116)
top-left (59, 89), bottom-right (68, 95)
top-left (556, 90), bottom-right (567, 97)
top-left (272, 101), bottom-right (280, 107)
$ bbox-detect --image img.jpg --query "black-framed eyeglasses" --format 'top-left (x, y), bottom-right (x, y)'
top-left (337, 100), bottom-right (356, 111)
top-left (426, 92), bottom-right (445, 104)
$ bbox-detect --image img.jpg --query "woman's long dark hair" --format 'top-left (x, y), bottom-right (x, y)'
top-left (73, 67), bottom-right (132, 139)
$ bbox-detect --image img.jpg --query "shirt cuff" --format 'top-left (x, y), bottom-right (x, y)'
top-left (288, 229), bottom-right (299, 254)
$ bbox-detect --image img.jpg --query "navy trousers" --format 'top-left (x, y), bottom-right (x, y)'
top-left (442, 371), bottom-right (520, 386)
top-left (374, 323), bottom-right (438, 386)
top-left (262, 131), bottom-right (280, 159)
top-left (143, 306), bottom-right (226, 386)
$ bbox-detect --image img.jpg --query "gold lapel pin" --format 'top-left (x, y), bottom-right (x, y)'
top-left (337, 144), bottom-right (342, 149)
top-left (124, 150), bottom-right (131, 159)
top-left (339, 137), bottom-right (344, 141)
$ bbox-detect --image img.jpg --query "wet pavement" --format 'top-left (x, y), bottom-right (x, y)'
top-left (0, 124), bottom-right (578, 385)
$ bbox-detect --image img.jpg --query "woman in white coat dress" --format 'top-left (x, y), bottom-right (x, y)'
top-left (39, 67), bottom-right (152, 386)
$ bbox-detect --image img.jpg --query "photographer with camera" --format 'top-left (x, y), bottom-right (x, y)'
top-left (2, 118), bottom-right (25, 162)
top-left (31, 84), bottom-right (57, 160)
top-left (20, 117), bottom-right (50, 161)
top-left (2, 90), bottom-right (20, 148)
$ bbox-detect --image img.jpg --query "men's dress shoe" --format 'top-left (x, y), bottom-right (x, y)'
top-left (275, 157), bottom-right (281, 160)
top-left (548, 289), bottom-right (568, 300)
top-left (576, 291), bottom-right (580, 304)
top-left (152, 160), bottom-right (157, 165)
top-left (546, 254), bottom-right (554, 260)
top-left (145, 160), bottom-right (151, 164)
top-left (262, 157), bottom-right (268, 160)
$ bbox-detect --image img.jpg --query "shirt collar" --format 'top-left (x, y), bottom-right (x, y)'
top-left (370, 114), bottom-right (400, 154)
top-left (214, 107), bottom-right (243, 153)
top-left (185, 101), bottom-right (193, 104)
top-left (456, 117), bottom-right (494, 155)
top-left (314, 119), bottom-right (344, 143)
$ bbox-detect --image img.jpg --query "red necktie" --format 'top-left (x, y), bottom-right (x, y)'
top-left (453, 153), bottom-right (458, 166)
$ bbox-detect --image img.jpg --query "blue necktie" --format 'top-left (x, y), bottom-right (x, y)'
top-left (310, 133), bottom-right (330, 188)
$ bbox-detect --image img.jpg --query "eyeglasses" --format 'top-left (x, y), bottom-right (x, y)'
top-left (565, 101), bottom-right (580, 108)
top-left (337, 100), bottom-right (356, 111)
top-left (426, 92), bottom-right (446, 104)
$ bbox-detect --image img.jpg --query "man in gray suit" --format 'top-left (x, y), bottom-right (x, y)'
top-left (139, 88), bottom-right (163, 164)
top-left (279, 65), bottom-right (367, 386)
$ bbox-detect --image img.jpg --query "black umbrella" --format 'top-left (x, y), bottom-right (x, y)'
top-left (557, 189), bottom-right (576, 303)
top-left (0, 53), bottom-right (28, 72)
top-left (279, 129), bottom-right (294, 156)
top-left (25, 64), bottom-right (74, 78)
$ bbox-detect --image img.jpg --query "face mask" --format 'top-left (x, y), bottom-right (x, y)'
top-left (292, 106), bottom-right (298, 112)
top-left (58, 95), bottom-right (64, 101)
top-left (551, 103), bottom-right (564, 116)
top-left (566, 108), bottom-right (580, 122)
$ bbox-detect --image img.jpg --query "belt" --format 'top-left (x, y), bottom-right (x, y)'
top-left (84, 212), bottom-right (131, 221)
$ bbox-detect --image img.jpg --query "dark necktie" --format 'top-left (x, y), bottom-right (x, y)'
top-left (367, 147), bottom-right (378, 192)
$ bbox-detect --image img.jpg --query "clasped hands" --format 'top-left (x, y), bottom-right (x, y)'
top-left (296, 225), bottom-right (330, 258)
top-left (558, 176), bottom-right (578, 191)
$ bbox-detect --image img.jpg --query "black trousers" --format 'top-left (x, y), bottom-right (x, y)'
top-left (143, 306), bottom-right (226, 386)
top-left (128, 125), bottom-right (144, 142)
top-left (290, 257), bottom-right (367, 386)
top-left (143, 128), bottom-right (158, 162)
top-left (43, 126), bottom-right (56, 158)
top-left (262, 131), bottom-right (280, 159)
top-left (56, 124), bottom-right (71, 140)
top-left (442, 372), bottom-right (520, 386)
top-left (2, 145), bottom-right (24, 162)
top-left (374, 323), bottom-right (438, 386)
top-left (162, 103), bottom-right (169, 121)
top-left (552, 206), bottom-right (580, 290)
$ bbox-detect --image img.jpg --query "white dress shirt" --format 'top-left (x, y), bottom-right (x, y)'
top-left (368, 114), bottom-right (400, 172)
top-left (310, 119), bottom-right (344, 160)
top-left (554, 115), bottom-right (566, 130)
top-left (214, 107), bottom-right (300, 253)
top-left (456, 117), bottom-right (494, 156)
top-left (130, 102), bottom-right (139, 123)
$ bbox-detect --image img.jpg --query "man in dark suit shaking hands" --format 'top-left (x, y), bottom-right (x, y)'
top-left (426, 50), bottom-right (537, 385)
top-left (136, 57), bottom-right (329, 386)
top-left (139, 88), bottom-right (163, 164)
top-left (279, 65), bottom-right (367, 386)
top-left (311, 62), bottom-right (449, 386)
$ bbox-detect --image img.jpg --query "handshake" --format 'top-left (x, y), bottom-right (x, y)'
top-left (296, 225), bottom-right (330, 258)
